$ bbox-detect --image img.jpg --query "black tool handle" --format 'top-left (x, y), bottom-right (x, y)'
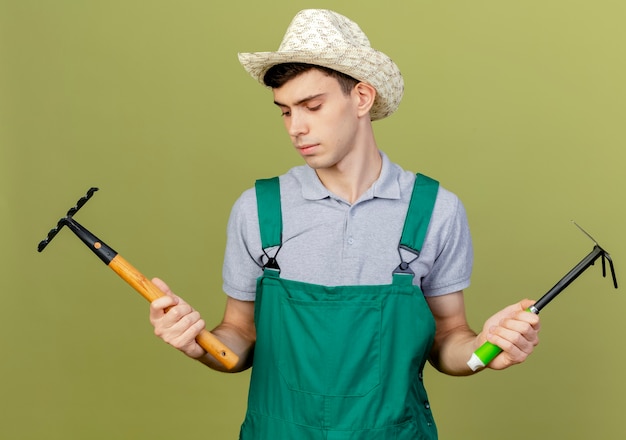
top-left (532, 246), bottom-right (605, 312)
top-left (63, 217), bottom-right (118, 264)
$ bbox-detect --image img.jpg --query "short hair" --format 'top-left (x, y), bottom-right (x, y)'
top-left (263, 63), bottom-right (359, 96)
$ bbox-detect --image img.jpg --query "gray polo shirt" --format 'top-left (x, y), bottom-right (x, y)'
top-left (222, 152), bottom-right (473, 301)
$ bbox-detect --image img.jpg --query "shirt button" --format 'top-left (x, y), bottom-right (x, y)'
top-left (347, 237), bottom-right (354, 245)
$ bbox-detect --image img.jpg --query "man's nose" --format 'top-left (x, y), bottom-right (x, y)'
top-left (288, 111), bottom-right (308, 137)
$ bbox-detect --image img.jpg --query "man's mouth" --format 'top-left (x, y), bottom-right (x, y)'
top-left (297, 144), bottom-right (319, 155)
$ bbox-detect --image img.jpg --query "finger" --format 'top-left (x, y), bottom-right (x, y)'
top-left (151, 277), bottom-right (169, 291)
top-left (151, 294), bottom-right (178, 310)
top-left (160, 314), bottom-right (206, 358)
top-left (149, 276), bottom-right (192, 316)
top-left (149, 296), bottom-right (178, 324)
top-left (493, 322), bottom-right (539, 352)
top-left (161, 302), bottom-right (195, 326)
top-left (519, 298), bottom-right (537, 311)
top-left (514, 311), bottom-right (541, 332)
top-left (153, 307), bottom-right (198, 339)
top-left (170, 315), bottom-right (206, 345)
top-left (495, 300), bottom-right (540, 329)
top-left (486, 332), bottom-right (531, 368)
top-left (151, 277), bottom-right (178, 298)
top-left (488, 318), bottom-right (540, 364)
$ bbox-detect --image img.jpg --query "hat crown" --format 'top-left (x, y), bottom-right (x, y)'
top-left (278, 9), bottom-right (371, 52)
top-left (238, 9), bottom-right (404, 120)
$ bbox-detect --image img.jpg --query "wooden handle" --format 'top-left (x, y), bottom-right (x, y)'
top-left (108, 254), bottom-right (239, 370)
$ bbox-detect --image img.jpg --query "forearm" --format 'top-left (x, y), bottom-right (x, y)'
top-left (427, 294), bottom-right (541, 375)
top-left (429, 324), bottom-right (479, 376)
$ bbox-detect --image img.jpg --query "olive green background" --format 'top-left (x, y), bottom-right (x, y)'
top-left (1, 1), bottom-right (625, 439)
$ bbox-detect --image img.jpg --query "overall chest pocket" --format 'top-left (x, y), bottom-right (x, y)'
top-left (278, 297), bottom-right (382, 397)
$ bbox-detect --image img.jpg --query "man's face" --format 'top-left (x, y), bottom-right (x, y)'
top-left (272, 69), bottom-right (362, 171)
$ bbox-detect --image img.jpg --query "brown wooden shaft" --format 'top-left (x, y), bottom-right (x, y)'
top-left (108, 254), bottom-right (239, 370)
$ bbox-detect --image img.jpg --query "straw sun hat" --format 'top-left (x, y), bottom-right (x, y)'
top-left (238, 9), bottom-right (404, 121)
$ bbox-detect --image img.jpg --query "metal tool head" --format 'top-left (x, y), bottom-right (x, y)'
top-left (572, 220), bottom-right (618, 289)
top-left (37, 187), bottom-right (99, 252)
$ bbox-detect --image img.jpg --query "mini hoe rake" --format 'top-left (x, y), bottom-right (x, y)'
top-left (467, 222), bottom-right (618, 371)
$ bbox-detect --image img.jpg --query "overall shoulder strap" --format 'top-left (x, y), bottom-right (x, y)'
top-left (399, 173), bottom-right (440, 256)
top-left (255, 176), bottom-right (283, 250)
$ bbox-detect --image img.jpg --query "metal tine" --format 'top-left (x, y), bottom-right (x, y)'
top-left (38, 222), bottom-right (63, 251)
top-left (604, 252), bottom-right (619, 288)
top-left (66, 187), bottom-right (99, 217)
top-left (37, 187), bottom-right (99, 252)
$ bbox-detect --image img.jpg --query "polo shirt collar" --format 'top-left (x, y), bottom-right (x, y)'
top-left (300, 151), bottom-right (402, 202)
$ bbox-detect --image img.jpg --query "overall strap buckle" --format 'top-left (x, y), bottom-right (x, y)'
top-left (256, 176), bottom-right (283, 274)
top-left (262, 245), bottom-right (282, 272)
top-left (393, 245), bottom-right (420, 276)
top-left (393, 173), bottom-right (439, 277)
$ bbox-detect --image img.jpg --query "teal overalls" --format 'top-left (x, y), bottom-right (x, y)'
top-left (240, 174), bottom-right (440, 440)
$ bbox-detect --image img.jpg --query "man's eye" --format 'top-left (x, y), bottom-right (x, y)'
top-left (281, 110), bottom-right (291, 117)
top-left (307, 104), bottom-right (321, 111)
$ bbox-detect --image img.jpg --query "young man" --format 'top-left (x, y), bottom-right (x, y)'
top-left (149, 9), bottom-right (540, 438)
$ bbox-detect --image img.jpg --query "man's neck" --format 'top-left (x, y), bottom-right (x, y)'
top-left (316, 147), bottom-right (382, 204)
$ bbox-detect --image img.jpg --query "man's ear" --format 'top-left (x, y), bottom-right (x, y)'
top-left (354, 82), bottom-right (377, 118)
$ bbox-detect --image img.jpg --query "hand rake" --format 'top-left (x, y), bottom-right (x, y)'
top-left (38, 187), bottom-right (239, 370)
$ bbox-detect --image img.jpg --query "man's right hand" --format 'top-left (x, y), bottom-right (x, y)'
top-left (149, 277), bottom-right (207, 360)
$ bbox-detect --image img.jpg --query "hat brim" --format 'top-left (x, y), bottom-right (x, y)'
top-left (238, 46), bottom-right (403, 121)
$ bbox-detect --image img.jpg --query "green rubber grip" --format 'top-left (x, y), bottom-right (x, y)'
top-left (474, 341), bottom-right (502, 365)
top-left (467, 307), bottom-right (535, 371)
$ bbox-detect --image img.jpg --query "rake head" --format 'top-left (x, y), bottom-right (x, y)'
top-left (37, 187), bottom-right (99, 252)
